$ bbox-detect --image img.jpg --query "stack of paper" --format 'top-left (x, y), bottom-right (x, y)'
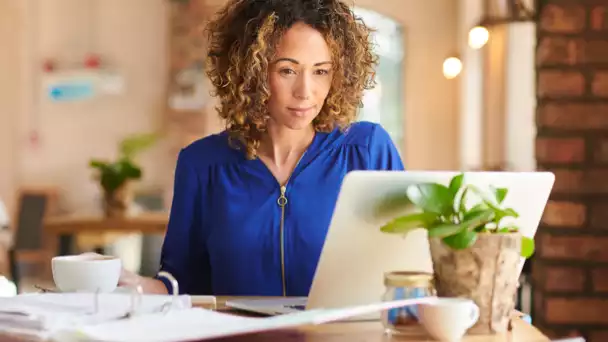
top-left (0, 293), bottom-right (192, 341)
top-left (0, 293), bottom-right (438, 342)
top-left (53, 296), bottom-right (439, 342)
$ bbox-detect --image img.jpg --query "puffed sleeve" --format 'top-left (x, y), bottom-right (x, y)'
top-left (368, 124), bottom-right (405, 171)
top-left (155, 148), bottom-right (209, 294)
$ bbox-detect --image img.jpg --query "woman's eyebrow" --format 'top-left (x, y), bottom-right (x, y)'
top-left (273, 57), bottom-right (332, 66)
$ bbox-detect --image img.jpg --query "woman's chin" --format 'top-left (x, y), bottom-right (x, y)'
top-left (276, 113), bottom-right (317, 131)
top-left (283, 119), bottom-right (315, 131)
top-left (267, 111), bottom-right (319, 131)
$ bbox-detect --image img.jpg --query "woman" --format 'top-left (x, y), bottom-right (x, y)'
top-left (120, 0), bottom-right (404, 296)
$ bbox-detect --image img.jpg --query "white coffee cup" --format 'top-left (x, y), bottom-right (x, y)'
top-left (418, 297), bottom-right (480, 342)
top-left (52, 254), bottom-right (122, 293)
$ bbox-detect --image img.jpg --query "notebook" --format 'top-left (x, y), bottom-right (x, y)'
top-left (0, 292), bottom-right (194, 341)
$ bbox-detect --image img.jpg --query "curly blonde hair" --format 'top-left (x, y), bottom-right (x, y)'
top-left (205, 0), bottom-right (378, 159)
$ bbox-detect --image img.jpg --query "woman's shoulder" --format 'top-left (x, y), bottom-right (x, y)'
top-left (178, 131), bottom-right (241, 167)
top-left (339, 121), bottom-right (392, 147)
top-left (339, 121), bottom-right (403, 170)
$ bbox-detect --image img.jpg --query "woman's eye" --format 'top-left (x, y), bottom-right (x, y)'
top-left (315, 69), bottom-right (330, 76)
top-left (279, 68), bottom-right (296, 75)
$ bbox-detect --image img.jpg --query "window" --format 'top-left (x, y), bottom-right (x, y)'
top-left (353, 7), bottom-right (405, 150)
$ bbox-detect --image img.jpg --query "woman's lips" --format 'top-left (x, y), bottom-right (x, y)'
top-left (287, 106), bottom-right (314, 117)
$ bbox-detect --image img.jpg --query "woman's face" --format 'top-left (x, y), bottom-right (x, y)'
top-left (266, 22), bottom-right (333, 131)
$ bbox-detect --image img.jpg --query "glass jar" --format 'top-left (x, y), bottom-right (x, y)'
top-left (381, 271), bottom-right (436, 335)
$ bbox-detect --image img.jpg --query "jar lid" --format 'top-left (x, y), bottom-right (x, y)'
top-left (384, 271), bottom-right (434, 287)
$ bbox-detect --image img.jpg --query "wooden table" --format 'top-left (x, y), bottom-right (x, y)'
top-left (44, 212), bottom-right (168, 255)
top-left (191, 297), bottom-right (550, 342)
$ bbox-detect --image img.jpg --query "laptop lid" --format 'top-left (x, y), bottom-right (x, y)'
top-left (306, 170), bottom-right (554, 311)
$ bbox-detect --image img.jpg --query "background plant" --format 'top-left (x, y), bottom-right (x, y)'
top-left (378, 173), bottom-right (535, 258)
top-left (89, 133), bottom-right (157, 195)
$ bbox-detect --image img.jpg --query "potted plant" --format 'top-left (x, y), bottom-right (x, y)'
top-left (89, 133), bottom-right (157, 218)
top-left (378, 173), bottom-right (534, 334)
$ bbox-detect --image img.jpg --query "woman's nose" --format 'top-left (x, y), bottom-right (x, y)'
top-left (293, 74), bottom-right (313, 100)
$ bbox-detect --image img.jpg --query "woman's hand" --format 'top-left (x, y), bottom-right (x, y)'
top-left (118, 267), bottom-right (142, 288)
top-left (77, 252), bottom-right (168, 294)
top-left (78, 252), bottom-right (142, 288)
top-left (116, 266), bottom-right (169, 294)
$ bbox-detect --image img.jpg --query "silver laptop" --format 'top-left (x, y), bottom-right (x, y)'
top-left (226, 171), bottom-right (555, 316)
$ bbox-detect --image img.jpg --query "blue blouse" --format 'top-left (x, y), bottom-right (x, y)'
top-left (156, 121), bottom-right (404, 296)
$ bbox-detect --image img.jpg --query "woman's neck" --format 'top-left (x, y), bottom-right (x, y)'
top-left (259, 124), bottom-right (315, 167)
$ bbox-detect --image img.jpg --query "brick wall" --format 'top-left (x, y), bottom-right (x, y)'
top-left (535, 1), bottom-right (608, 340)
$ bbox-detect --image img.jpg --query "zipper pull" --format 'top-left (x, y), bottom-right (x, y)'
top-left (277, 186), bottom-right (288, 207)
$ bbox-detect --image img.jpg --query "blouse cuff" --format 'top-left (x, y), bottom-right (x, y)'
top-left (155, 271), bottom-right (180, 295)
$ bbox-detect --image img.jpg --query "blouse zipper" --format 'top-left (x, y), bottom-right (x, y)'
top-left (276, 150), bottom-right (308, 297)
top-left (277, 185), bottom-right (288, 297)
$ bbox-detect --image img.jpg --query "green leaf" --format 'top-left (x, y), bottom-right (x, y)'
top-left (90, 160), bottom-right (109, 170)
top-left (449, 173), bottom-right (464, 197)
top-left (449, 173), bottom-right (465, 214)
top-left (475, 226), bottom-right (488, 233)
top-left (118, 159), bottom-right (142, 179)
top-left (462, 207), bottom-right (491, 222)
top-left (493, 207), bottom-right (520, 224)
top-left (119, 133), bottom-right (157, 160)
top-left (380, 212), bottom-right (438, 234)
top-left (469, 203), bottom-right (488, 212)
top-left (442, 230), bottom-right (478, 250)
top-left (461, 209), bottom-right (494, 230)
top-left (495, 187), bottom-right (508, 204)
top-left (501, 208), bottom-right (519, 218)
top-left (457, 187), bottom-right (468, 214)
top-left (428, 209), bottom-right (493, 238)
top-left (467, 185), bottom-right (520, 222)
top-left (90, 159), bottom-right (142, 194)
top-left (406, 183), bottom-right (453, 215)
top-left (467, 185), bottom-right (500, 210)
top-left (521, 236), bottom-right (535, 258)
top-left (427, 223), bottom-right (464, 238)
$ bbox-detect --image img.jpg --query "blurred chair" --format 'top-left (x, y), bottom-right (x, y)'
top-left (7, 187), bottom-right (58, 291)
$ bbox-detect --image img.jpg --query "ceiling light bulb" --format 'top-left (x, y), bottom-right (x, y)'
top-left (443, 57), bottom-right (463, 79)
top-left (468, 26), bottom-right (489, 49)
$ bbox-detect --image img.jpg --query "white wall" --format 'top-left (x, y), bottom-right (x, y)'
top-left (0, 0), bottom-right (22, 212)
top-left (458, 0), bottom-right (484, 170)
top-left (457, 2), bottom-right (537, 171)
top-left (0, 0), bottom-right (171, 214)
top-left (505, 23), bottom-right (537, 171)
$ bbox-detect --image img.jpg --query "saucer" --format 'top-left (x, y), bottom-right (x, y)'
top-left (36, 284), bottom-right (133, 294)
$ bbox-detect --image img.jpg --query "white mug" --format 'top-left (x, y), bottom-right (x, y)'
top-left (418, 297), bottom-right (480, 342)
top-left (52, 254), bottom-right (122, 293)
